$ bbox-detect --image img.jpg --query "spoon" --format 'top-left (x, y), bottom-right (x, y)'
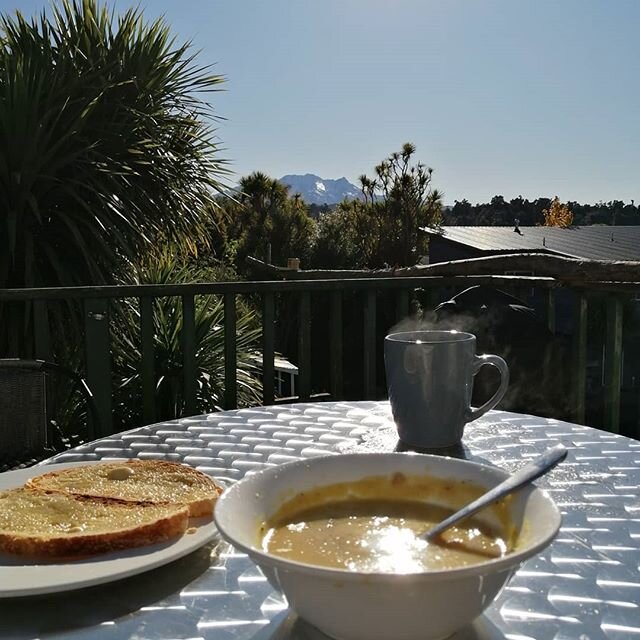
top-left (422, 444), bottom-right (568, 543)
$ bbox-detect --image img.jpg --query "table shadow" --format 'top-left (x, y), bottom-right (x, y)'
top-left (394, 439), bottom-right (472, 458)
top-left (394, 439), bottom-right (494, 466)
top-left (250, 611), bottom-right (507, 640)
top-left (0, 540), bottom-right (220, 639)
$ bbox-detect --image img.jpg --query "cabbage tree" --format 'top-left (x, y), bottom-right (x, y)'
top-left (0, 0), bottom-right (228, 289)
top-left (111, 251), bottom-right (263, 427)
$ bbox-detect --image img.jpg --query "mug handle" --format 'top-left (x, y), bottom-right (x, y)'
top-left (466, 354), bottom-right (510, 423)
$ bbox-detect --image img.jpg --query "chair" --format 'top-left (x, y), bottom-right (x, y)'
top-left (0, 359), bottom-right (100, 471)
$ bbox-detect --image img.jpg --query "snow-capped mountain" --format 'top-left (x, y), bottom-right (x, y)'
top-left (279, 174), bottom-right (361, 205)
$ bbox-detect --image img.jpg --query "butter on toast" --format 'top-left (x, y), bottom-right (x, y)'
top-left (0, 487), bottom-right (188, 557)
top-left (27, 460), bottom-right (223, 517)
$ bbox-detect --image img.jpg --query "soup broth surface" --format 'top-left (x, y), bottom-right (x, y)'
top-left (261, 473), bottom-right (511, 573)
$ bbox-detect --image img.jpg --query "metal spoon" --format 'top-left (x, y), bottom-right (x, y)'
top-left (422, 444), bottom-right (568, 542)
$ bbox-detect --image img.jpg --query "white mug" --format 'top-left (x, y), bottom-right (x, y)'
top-left (384, 330), bottom-right (509, 448)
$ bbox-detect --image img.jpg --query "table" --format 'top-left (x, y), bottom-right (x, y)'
top-left (2, 401), bottom-right (639, 640)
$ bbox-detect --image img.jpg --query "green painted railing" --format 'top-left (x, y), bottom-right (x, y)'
top-left (1, 275), bottom-right (637, 439)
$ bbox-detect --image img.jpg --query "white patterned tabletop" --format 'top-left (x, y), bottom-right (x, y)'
top-left (1, 401), bottom-right (639, 640)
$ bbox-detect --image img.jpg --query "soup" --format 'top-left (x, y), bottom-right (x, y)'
top-left (260, 472), bottom-right (513, 573)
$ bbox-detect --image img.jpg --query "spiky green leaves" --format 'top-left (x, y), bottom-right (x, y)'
top-left (0, 0), bottom-right (228, 288)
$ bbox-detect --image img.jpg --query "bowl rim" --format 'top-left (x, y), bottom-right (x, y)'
top-left (213, 451), bottom-right (563, 582)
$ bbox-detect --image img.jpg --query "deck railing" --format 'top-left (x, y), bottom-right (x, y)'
top-left (1, 273), bottom-right (638, 440)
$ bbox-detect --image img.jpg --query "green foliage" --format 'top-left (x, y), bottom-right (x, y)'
top-left (111, 250), bottom-right (263, 428)
top-left (269, 194), bottom-right (317, 267)
top-left (217, 172), bottom-right (317, 271)
top-left (446, 197), bottom-right (639, 226)
top-left (312, 200), bottom-right (376, 269)
top-left (364, 143), bottom-right (442, 266)
top-left (311, 143), bottom-right (442, 268)
top-left (0, 0), bottom-right (228, 290)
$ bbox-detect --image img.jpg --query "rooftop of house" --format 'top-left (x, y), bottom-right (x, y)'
top-left (422, 225), bottom-right (640, 261)
top-left (250, 354), bottom-right (299, 374)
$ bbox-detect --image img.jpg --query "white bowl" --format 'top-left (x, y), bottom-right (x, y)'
top-left (214, 453), bottom-right (562, 640)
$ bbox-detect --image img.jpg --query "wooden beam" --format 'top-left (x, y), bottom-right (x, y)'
top-left (246, 253), bottom-right (640, 284)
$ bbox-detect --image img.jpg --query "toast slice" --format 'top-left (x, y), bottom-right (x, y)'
top-left (27, 460), bottom-right (223, 517)
top-left (0, 487), bottom-right (189, 557)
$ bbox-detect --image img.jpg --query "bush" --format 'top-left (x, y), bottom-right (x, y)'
top-left (111, 251), bottom-right (263, 428)
top-left (0, 0), bottom-right (228, 355)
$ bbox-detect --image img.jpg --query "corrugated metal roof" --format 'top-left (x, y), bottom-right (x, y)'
top-left (422, 226), bottom-right (640, 261)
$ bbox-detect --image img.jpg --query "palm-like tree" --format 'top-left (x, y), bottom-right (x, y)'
top-left (112, 250), bottom-right (263, 428)
top-left (230, 172), bottom-right (317, 268)
top-left (0, 0), bottom-right (228, 290)
top-left (239, 172), bottom-right (290, 228)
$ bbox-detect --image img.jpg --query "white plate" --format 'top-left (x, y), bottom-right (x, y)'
top-left (0, 461), bottom-right (220, 598)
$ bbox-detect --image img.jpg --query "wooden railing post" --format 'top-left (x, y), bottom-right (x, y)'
top-left (84, 298), bottom-right (112, 436)
top-left (329, 290), bottom-right (343, 401)
top-left (395, 289), bottom-right (409, 323)
top-left (297, 291), bottom-right (311, 401)
top-left (572, 293), bottom-right (588, 424)
top-left (224, 293), bottom-right (238, 410)
top-left (547, 288), bottom-right (557, 335)
top-left (424, 286), bottom-right (440, 314)
top-left (604, 296), bottom-right (623, 433)
top-left (363, 290), bottom-right (377, 399)
top-left (33, 300), bottom-right (52, 362)
top-left (262, 292), bottom-right (275, 406)
top-left (139, 296), bottom-right (156, 425)
top-left (181, 294), bottom-right (197, 416)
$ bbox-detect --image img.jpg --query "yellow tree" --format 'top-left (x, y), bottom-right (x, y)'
top-left (543, 197), bottom-right (573, 227)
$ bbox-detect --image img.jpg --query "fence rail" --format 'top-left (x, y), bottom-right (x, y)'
top-left (1, 274), bottom-right (637, 440)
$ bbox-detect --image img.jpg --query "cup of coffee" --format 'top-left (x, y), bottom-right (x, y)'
top-left (384, 330), bottom-right (509, 449)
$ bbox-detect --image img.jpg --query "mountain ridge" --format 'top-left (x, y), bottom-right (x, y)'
top-left (279, 173), bottom-right (361, 205)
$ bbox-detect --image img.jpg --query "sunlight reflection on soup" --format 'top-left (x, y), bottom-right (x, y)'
top-left (260, 474), bottom-right (513, 573)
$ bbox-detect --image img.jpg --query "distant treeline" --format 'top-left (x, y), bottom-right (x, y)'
top-left (441, 196), bottom-right (639, 226)
top-left (309, 196), bottom-right (639, 226)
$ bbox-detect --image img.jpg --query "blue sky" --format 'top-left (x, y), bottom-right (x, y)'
top-left (5, 0), bottom-right (640, 204)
